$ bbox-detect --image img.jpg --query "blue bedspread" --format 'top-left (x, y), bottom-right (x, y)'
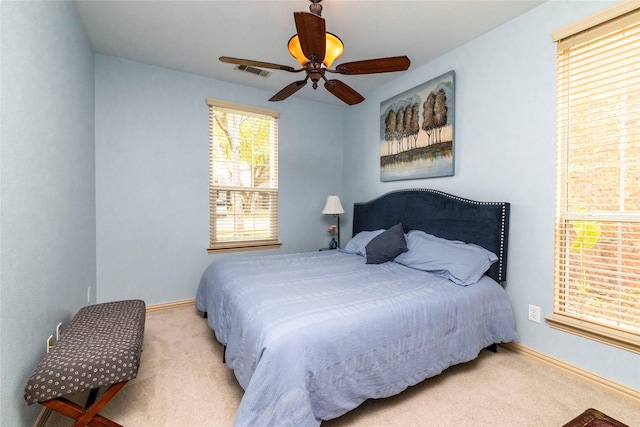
top-left (195, 250), bottom-right (517, 426)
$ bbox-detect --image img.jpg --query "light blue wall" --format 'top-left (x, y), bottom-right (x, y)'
top-left (0, 1), bottom-right (95, 425)
top-left (2, 2), bottom-right (638, 426)
top-left (95, 55), bottom-right (345, 304)
top-left (342, 0), bottom-right (639, 391)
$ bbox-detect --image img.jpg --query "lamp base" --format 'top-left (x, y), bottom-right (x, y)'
top-left (329, 238), bottom-right (338, 249)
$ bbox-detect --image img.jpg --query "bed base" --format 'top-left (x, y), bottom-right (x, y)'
top-left (220, 344), bottom-right (494, 364)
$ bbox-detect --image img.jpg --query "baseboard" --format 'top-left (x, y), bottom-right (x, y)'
top-left (146, 298), bottom-right (195, 313)
top-left (33, 407), bottom-right (51, 427)
top-left (501, 342), bottom-right (640, 403)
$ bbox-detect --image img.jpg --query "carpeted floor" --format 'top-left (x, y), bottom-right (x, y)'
top-left (45, 306), bottom-right (639, 426)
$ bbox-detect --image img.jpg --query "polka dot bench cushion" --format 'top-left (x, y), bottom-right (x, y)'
top-left (24, 300), bottom-right (145, 405)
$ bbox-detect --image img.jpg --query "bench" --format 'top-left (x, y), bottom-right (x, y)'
top-left (24, 300), bottom-right (146, 427)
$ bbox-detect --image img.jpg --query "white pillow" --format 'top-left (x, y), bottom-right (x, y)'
top-left (343, 229), bottom-right (385, 256)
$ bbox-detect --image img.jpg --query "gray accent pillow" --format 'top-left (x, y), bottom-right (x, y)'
top-left (365, 223), bottom-right (408, 264)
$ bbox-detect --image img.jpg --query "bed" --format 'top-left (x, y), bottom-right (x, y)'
top-left (195, 188), bottom-right (517, 427)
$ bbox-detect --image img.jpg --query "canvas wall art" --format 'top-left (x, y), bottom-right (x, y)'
top-left (380, 71), bottom-right (455, 182)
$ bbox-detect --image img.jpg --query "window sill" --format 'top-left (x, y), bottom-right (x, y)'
top-left (207, 241), bottom-right (282, 254)
top-left (546, 313), bottom-right (640, 355)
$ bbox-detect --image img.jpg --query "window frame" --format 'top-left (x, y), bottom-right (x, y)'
top-left (206, 98), bottom-right (281, 253)
top-left (548, 4), bottom-right (640, 354)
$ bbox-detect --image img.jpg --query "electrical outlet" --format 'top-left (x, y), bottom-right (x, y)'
top-left (56, 322), bottom-right (62, 341)
top-left (87, 286), bottom-right (91, 303)
top-left (528, 304), bottom-right (541, 323)
top-left (46, 335), bottom-right (53, 353)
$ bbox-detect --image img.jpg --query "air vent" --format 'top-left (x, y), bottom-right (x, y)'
top-left (235, 65), bottom-right (271, 78)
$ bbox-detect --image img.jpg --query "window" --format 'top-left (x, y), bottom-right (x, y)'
top-left (549, 6), bottom-right (640, 354)
top-left (207, 99), bottom-right (280, 252)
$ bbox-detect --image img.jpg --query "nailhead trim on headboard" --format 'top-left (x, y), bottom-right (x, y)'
top-left (499, 204), bottom-right (507, 282)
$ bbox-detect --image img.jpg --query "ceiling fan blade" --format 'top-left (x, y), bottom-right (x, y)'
top-left (324, 80), bottom-right (365, 105)
top-left (219, 56), bottom-right (296, 72)
top-left (294, 12), bottom-right (326, 62)
top-left (333, 56), bottom-right (411, 75)
top-left (269, 80), bottom-right (308, 102)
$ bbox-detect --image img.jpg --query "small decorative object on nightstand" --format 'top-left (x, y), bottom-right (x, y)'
top-left (327, 225), bottom-right (338, 249)
top-left (322, 195), bottom-right (345, 248)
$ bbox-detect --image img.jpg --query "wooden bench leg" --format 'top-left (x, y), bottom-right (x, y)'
top-left (40, 381), bottom-right (128, 427)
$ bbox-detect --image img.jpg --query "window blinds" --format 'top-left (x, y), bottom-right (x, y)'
top-left (207, 99), bottom-right (280, 252)
top-left (552, 7), bottom-right (640, 351)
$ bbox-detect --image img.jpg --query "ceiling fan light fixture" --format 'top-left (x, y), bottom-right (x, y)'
top-left (287, 32), bottom-right (344, 67)
top-left (220, 2), bottom-right (409, 105)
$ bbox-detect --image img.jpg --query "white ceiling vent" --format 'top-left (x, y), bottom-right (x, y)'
top-left (234, 65), bottom-right (271, 78)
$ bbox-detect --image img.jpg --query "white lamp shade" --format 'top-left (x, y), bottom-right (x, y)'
top-left (321, 195), bottom-right (345, 215)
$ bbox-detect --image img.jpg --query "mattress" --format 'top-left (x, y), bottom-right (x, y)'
top-left (196, 250), bottom-right (517, 426)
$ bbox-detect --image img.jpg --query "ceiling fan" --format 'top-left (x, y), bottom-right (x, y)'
top-left (219, 0), bottom-right (411, 105)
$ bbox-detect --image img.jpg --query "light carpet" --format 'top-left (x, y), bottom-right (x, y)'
top-left (45, 306), bottom-right (639, 427)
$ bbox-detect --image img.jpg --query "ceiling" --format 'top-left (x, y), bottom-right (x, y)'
top-left (75, 0), bottom-right (544, 106)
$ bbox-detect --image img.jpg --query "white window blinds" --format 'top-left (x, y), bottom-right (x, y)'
top-left (550, 7), bottom-right (640, 353)
top-left (207, 99), bottom-right (280, 252)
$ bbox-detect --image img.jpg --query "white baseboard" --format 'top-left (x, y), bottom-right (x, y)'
top-left (33, 407), bottom-right (51, 427)
top-left (501, 342), bottom-right (640, 403)
top-left (146, 298), bottom-right (195, 312)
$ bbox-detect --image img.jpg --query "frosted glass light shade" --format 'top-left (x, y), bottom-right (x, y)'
top-left (288, 32), bottom-right (344, 67)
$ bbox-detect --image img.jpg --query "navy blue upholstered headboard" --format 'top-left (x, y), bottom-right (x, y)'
top-left (352, 189), bottom-right (510, 283)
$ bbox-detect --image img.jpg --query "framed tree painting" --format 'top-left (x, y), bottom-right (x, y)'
top-left (380, 70), bottom-right (455, 182)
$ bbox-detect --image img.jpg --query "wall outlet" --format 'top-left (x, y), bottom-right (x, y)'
top-left (87, 286), bottom-right (91, 303)
top-left (528, 304), bottom-right (541, 323)
top-left (56, 322), bottom-right (62, 341)
top-left (46, 335), bottom-right (53, 353)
